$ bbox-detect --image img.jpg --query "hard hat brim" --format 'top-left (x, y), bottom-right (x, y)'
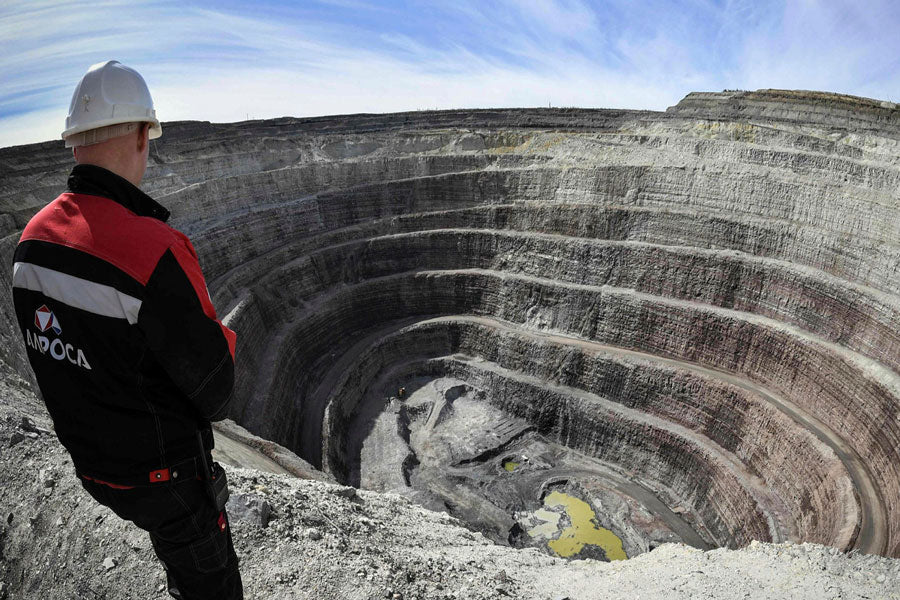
top-left (62, 117), bottom-right (162, 142)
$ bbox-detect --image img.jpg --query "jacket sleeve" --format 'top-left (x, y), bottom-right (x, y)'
top-left (138, 236), bottom-right (237, 421)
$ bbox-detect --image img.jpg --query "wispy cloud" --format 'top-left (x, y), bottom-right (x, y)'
top-left (2, 0), bottom-right (900, 148)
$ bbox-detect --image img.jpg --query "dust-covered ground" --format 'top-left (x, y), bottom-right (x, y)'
top-left (1, 365), bottom-right (899, 600)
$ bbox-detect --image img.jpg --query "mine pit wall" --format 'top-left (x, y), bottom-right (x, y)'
top-left (669, 90), bottom-right (900, 138)
top-left (0, 233), bottom-right (30, 378)
top-left (245, 229), bottom-right (900, 373)
top-left (221, 291), bottom-right (272, 418)
top-left (233, 220), bottom-right (900, 465)
top-left (318, 319), bottom-right (856, 550)
top-left (230, 269), bottom-right (898, 550)
top-left (0, 126), bottom-right (544, 227)
top-left (190, 163), bottom-right (900, 300)
top-left (162, 153), bottom-right (513, 236)
top-left (211, 198), bottom-right (900, 317)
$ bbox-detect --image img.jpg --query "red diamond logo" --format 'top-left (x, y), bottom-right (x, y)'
top-left (34, 305), bottom-right (61, 335)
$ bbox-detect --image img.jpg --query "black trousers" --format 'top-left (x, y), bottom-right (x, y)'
top-left (80, 474), bottom-right (243, 600)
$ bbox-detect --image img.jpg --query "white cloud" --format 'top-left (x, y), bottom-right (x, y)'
top-left (731, 0), bottom-right (900, 95)
top-left (0, 108), bottom-right (65, 149)
top-left (149, 57), bottom-right (681, 126)
top-left (507, 0), bottom-right (599, 38)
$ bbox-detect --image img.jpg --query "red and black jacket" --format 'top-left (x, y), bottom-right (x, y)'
top-left (11, 164), bottom-right (236, 484)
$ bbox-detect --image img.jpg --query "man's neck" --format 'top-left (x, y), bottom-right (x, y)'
top-left (67, 164), bottom-right (169, 222)
top-left (74, 159), bottom-right (142, 187)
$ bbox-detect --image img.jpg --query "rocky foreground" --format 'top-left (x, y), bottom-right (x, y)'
top-left (1, 366), bottom-right (899, 600)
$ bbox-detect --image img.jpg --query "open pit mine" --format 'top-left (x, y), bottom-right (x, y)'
top-left (2, 89), bottom-right (899, 565)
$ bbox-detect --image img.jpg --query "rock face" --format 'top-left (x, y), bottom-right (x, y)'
top-left (1, 91), bottom-right (899, 562)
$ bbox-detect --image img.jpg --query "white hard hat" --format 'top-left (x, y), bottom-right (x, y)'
top-left (62, 60), bottom-right (162, 147)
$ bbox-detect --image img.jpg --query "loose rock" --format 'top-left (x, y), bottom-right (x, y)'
top-left (226, 493), bottom-right (272, 528)
top-left (331, 486), bottom-right (358, 500)
top-left (38, 468), bottom-right (55, 489)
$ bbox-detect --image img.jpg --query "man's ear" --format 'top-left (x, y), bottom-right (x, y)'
top-left (137, 122), bottom-right (150, 152)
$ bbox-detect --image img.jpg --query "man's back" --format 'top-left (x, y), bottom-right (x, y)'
top-left (12, 163), bottom-right (236, 481)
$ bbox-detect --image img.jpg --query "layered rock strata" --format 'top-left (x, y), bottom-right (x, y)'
top-left (1, 90), bottom-right (898, 557)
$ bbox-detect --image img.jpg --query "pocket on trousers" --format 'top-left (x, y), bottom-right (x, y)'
top-left (187, 526), bottom-right (230, 574)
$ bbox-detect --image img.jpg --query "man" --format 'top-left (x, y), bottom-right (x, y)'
top-left (11, 60), bottom-right (243, 600)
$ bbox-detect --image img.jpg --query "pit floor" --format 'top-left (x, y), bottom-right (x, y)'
top-left (350, 375), bottom-right (713, 560)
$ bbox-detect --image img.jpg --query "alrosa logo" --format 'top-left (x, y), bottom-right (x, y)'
top-left (27, 305), bottom-right (91, 370)
top-left (34, 305), bottom-right (61, 334)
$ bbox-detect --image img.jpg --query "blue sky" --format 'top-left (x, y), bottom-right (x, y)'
top-left (2, 0), bottom-right (899, 148)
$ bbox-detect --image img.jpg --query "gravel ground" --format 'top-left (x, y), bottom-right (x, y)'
top-left (1, 365), bottom-right (898, 600)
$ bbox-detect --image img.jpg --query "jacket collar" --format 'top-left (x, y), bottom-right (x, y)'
top-left (67, 164), bottom-right (170, 223)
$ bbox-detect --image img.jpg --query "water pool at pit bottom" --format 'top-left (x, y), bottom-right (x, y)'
top-left (542, 490), bottom-right (627, 560)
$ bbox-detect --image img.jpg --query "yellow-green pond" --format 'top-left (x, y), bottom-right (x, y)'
top-left (543, 491), bottom-right (627, 560)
